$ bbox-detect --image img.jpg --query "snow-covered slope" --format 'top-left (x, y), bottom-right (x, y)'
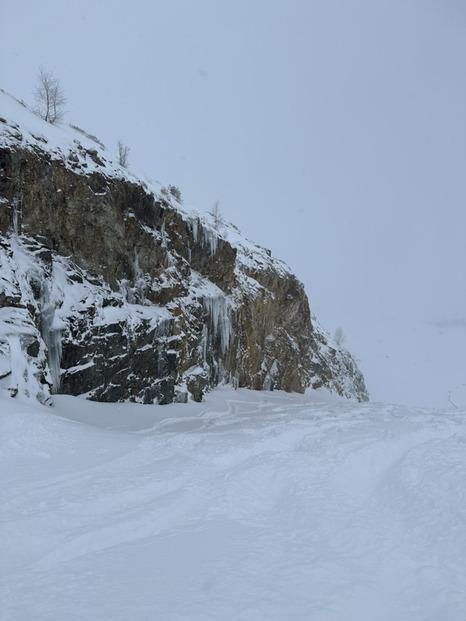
top-left (0, 90), bottom-right (367, 403)
top-left (1, 388), bottom-right (465, 620)
top-left (0, 90), bottom-right (139, 182)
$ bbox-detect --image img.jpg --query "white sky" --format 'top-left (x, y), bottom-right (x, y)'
top-left (1, 0), bottom-right (465, 402)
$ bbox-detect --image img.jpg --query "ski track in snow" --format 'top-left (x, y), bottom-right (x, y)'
top-left (1, 387), bottom-right (466, 621)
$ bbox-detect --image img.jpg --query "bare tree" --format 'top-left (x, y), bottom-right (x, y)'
top-left (334, 326), bottom-right (346, 346)
top-left (210, 200), bottom-right (223, 230)
top-left (33, 67), bottom-right (67, 124)
top-left (117, 140), bottom-right (130, 167)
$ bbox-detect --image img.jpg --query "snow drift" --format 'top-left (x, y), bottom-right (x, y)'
top-left (1, 388), bottom-right (465, 620)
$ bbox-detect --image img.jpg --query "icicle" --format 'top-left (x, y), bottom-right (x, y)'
top-left (40, 301), bottom-right (62, 393)
top-left (157, 341), bottom-right (165, 375)
top-left (201, 324), bottom-right (208, 363)
top-left (201, 227), bottom-right (218, 256)
top-left (133, 248), bottom-right (141, 280)
top-left (39, 280), bottom-right (62, 394)
top-left (160, 223), bottom-right (167, 249)
top-left (133, 248), bottom-right (148, 304)
top-left (11, 194), bottom-right (22, 236)
top-left (190, 216), bottom-right (199, 242)
top-left (203, 295), bottom-right (232, 352)
top-left (263, 360), bottom-right (278, 391)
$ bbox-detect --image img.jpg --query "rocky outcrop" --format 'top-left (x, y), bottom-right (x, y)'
top-left (0, 91), bottom-right (368, 404)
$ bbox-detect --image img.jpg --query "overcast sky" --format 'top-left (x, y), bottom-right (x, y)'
top-left (1, 0), bottom-right (465, 402)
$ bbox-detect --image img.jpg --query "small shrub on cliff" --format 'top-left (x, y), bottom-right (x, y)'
top-left (161, 185), bottom-right (183, 203)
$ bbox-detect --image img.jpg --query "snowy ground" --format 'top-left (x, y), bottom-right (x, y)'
top-left (1, 386), bottom-right (465, 621)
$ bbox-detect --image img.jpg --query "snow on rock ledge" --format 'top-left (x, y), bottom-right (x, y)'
top-left (0, 90), bottom-right (368, 403)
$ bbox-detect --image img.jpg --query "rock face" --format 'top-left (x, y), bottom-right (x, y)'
top-left (0, 91), bottom-right (368, 404)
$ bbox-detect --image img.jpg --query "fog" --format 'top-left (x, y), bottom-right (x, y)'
top-left (2, 0), bottom-right (465, 405)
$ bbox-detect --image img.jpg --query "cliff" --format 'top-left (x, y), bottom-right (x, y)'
top-left (0, 90), bottom-right (368, 404)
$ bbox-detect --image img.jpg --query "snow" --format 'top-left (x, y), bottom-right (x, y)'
top-left (1, 387), bottom-right (465, 620)
top-left (0, 90), bottom-right (139, 185)
top-left (0, 307), bottom-right (47, 401)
